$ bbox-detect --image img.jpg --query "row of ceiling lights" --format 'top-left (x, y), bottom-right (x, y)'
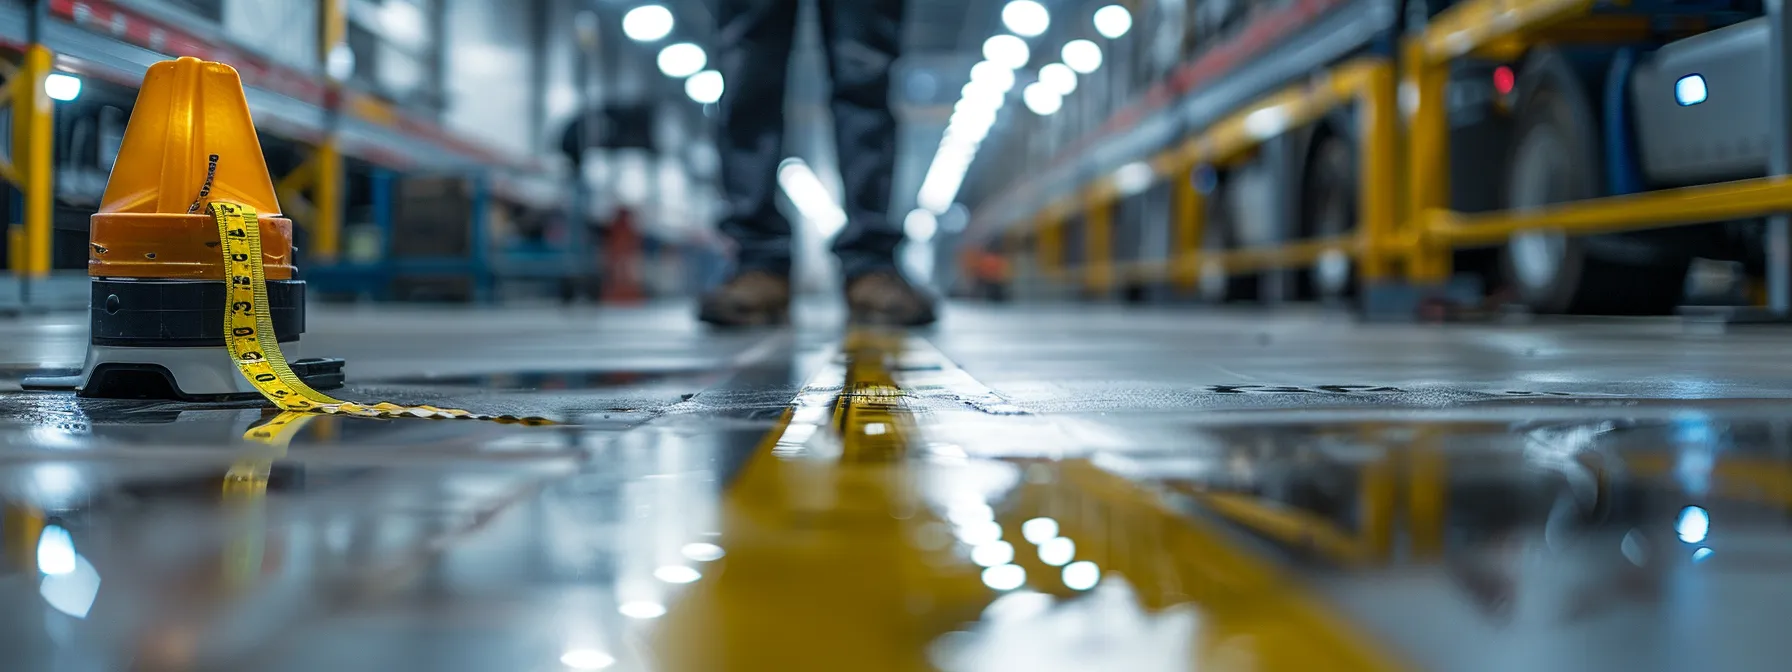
top-left (621, 4), bottom-right (725, 104)
top-left (916, 1), bottom-right (1134, 215)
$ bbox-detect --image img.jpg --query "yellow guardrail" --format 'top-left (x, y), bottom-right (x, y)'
top-left (1006, 0), bottom-right (1792, 300)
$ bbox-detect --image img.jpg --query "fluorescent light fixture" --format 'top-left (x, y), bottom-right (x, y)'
top-left (44, 73), bottom-right (80, 102)
top-left (657, 42), bottom-right (707, 78)
top-left (685, 69), bottom-right (724, 103)
top-left (1062, 39), bottom-right (1102, 73)
top-left (983, 34), bottom-right (1030, 69)
top-left (1038, 63), bottom-right (1077, 95)
top-left (1022, 82), bottom-right (1062, 115)
top-left (1001, 0), bottom-right (1051, 37)
top-left (777, 158), bottom-right (849, 237)
top-left (970, 61), bottom-right (1017, 92)
top-left (1094, 4), bottom-right (1132, 39)
top-left (622, 4), bottom-right (675, 42)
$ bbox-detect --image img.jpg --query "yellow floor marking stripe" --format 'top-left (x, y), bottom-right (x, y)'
top-left (1034, 461), bottom-right (1409, 670)
top-left (652, 333), bottom-right (985, 672)
top-left (654, 332), bottom-right (1408, 671)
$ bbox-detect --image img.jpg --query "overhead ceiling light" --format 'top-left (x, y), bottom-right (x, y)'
top-left (1094, 4), bottom-right (1133, 39)
top-left (970, 61), bottom-right (1017, 92)
top-left (657, 42), bottom-right (707, 78)
top-left (622, 4), bottom-right (675, 42)
top-left (1001, 0), bottom-right (1051, 37)
top-left (1038, 63), bottom-right (1077, 95)
top-left (1022, 82), bottom-right (1062, 115)
top-left (1061, 39), bottom-right (1103, 74)
top-left (685, 69), bottom-right (724, 103)
top-left (983, 34), bottom-right (1030, 70)
top-left (960, 83), bottom-right (1005, 108)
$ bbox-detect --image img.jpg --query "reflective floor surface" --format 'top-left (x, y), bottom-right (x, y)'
top-left (4, 303), bottom-right (1792, 671)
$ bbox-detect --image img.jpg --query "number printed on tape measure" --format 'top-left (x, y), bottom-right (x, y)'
top-left (208, 202), bottom-right (551, 425)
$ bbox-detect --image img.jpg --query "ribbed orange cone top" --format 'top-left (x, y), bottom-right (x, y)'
top-left (99, 57), bottom-right (281, 216)
top-left (89, 57), bottom-right (293, 280)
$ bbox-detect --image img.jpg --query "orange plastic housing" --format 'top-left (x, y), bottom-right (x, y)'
top-left (88, 57), bottom-right (292, 280)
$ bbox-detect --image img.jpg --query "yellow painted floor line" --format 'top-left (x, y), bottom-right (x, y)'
top-left (651, 331), bottom-right (1410, 671)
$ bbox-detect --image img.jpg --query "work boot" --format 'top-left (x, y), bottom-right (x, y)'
top-left (698, 271), bottom-right (791, 327)
top-left (845, 271), bottom-right (937, 327)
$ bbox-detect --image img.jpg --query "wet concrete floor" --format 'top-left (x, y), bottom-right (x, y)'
top-left (3, 303), bottom-right (1792, 671)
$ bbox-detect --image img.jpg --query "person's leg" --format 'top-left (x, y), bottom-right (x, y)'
top-left (816, 0), bottom-right (906, 279)
top-left (715, 0), bottom-right (798, 277)
top-left (818, 0), bottom-right (935, 326)
top-left (701, 0), bottom-right (798, 326)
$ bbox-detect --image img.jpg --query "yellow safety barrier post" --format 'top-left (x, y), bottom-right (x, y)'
top-left (1037, 205), bottom-right (1064, 282)
top-left (1085, 188), bottom-right (1114, 295)
top-left (1171, 164), bottom-right (1205, 291)
top-left (1357, 62), bottom-right (1400, 283)
top-left (1401, 38), bottom-right (1453, 284)
top-left (0, 43), bottom-right (57, 293)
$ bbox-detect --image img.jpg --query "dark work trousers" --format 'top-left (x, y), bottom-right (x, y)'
top-left (714, 0), bottom-right (906, 280)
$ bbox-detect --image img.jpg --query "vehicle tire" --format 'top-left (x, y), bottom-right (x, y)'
top-left (1300, 129), bottom-right (1357, 302)
top-left (1501, 52), bottom-right (1689, 315)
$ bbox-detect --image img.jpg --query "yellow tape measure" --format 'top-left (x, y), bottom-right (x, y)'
top-left (210, 202), bottom-right (550, 424)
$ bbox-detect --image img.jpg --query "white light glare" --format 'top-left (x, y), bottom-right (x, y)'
top-left (44, 73), bottom-right (80, 102)
top-left (1677, 505), bottom-right (1709, 544)
top-left (1020, 517), bottom-right (1059, 544)
top-left (681, 542), bottom-right (726, 562)
top-left (1062, 39), bottom-right (1103, 74)
top-left (1038, 63), bottom-right (1077, 95)
top-left (685, 70), bottom-right (724, 104)
top-left (971, 61), bottom-right (1017, 92)
top-left (983, 34), bottom-right (1031, 70)
top-left (622, 4), bottom-right (675, 42)
top-left (1244, 106), bottom-right (1289, 139)
top-left (619, 601), bottom-right (668, 619)
top-left (1094, 4), bottom-right (1133, 39)
top-left (1114, 161), bottom-right (1155, 196)
top-left (971, 540), bottom-right (1015, 567)
top-left (1675, 73), bottom-right (1707, 106)
top-left (657, 42), bottom-right (707, 78)
top-left (1022, 82), bottom-right (1062, 116)
top-left (1002, 0), bottom-right (1051, 37)
top-left (560, 649), bottom-right (617, 670)
top-left (955, 519), bottom-right (1003, 546)
top-left (37, 525), bottom-right (75, 575)
top-left (905, 208), bottom-right (939, 242)
top-left (1038, 536), bottom-right (1075, 566)
top-left (777, 158), bottom-right (849, 237)
top-left (654, 565), bottom-right (702, 584)
top-left (1062, 560), bottom-right (1101, 590)
top-left (981, 563), bottom-right (1027, 591)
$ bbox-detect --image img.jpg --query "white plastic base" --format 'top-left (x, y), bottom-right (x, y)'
top-left (76, 343), bottom-right (298, 397)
